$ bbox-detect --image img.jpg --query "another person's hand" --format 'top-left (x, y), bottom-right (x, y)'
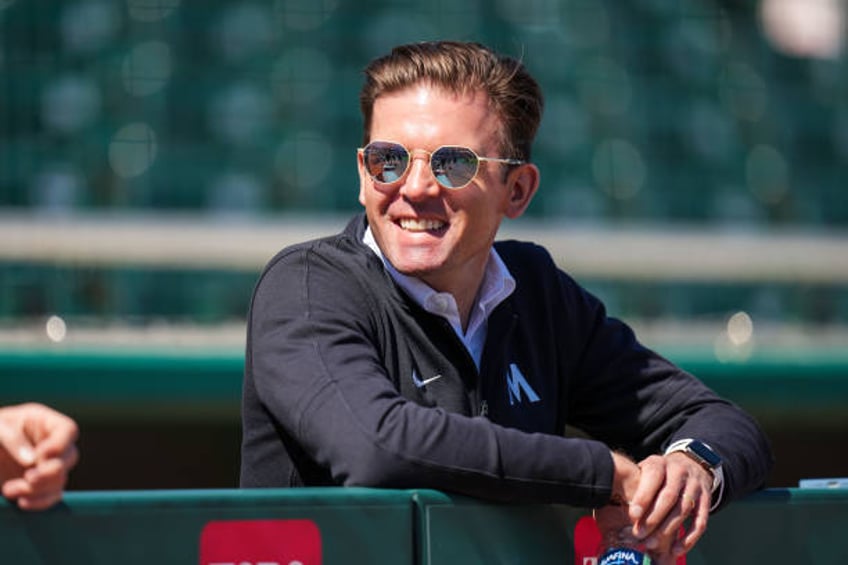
top-left (0, 403), bottom-right (79, 510)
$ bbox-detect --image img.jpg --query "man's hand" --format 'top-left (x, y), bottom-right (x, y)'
top-left (630, 452), bottom-right (713, 560)
top-left (0, 403), bottom-right (79, 511)
top-left (600, 450), bottom-right (714, 564)
top-left (594, 453), bottom-right (643, 550)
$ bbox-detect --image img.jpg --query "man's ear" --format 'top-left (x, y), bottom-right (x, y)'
top-left (504, 163), bottom-right (540, 219)
top-left (357, 150), bottom-right (368, 207)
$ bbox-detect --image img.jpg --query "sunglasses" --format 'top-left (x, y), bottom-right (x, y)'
top-left (359, 140), bottom-right (525, 190)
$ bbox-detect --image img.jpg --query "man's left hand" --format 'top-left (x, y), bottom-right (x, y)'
top-left (626, 452), bottom-right (713, 561)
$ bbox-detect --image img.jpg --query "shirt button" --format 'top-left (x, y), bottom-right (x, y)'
top-left (432, 295), bottom-right (450, 312)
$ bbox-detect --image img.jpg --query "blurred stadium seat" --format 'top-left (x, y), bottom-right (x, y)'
top-left (0, 1), bottom-right (842, 216)
top-left (0, 1), bottom-right (844, 328)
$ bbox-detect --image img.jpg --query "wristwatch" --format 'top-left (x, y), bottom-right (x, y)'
top-left (666, 439), bottom-right (724, 495)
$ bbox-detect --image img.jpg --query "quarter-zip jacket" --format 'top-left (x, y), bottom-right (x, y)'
top-left (241, 214), bottom-right (772, 508)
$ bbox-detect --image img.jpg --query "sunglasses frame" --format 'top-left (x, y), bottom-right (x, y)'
top-left (358, 140), bottom-right (525, 190)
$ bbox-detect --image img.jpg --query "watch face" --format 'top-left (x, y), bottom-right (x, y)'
top-left (689, 441), bottom-right (722, 467)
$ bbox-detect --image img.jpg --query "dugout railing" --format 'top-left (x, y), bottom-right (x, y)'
top-left (1, 487), bottom-right (846, 564)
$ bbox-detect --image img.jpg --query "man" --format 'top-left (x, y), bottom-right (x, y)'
top-left (0, 402), bottom-right (79, 510)
top-left (241, 41), bottom-right (772, 561)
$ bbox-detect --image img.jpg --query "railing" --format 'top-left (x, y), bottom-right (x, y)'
top-left (1, 487), bottom-right (846, 564)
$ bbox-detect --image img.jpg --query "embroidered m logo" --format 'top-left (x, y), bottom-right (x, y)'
top-left (506, 363), bottom-right (540, 406)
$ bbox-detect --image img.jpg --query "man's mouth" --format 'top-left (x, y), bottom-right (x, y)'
top-left (398, 218), bottom-right (446, 232)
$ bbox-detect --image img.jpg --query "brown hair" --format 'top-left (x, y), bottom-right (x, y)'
top-left (359, 41), bottom-right (543, 162)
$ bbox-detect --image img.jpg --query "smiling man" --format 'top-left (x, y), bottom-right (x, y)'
top-left (240, 41), bottom-right (772, 563)
top-left (358, 83), bottom-right (537, 331)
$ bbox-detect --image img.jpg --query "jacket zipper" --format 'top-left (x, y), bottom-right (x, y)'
top-left (477, 310), bottom-right (519, 419)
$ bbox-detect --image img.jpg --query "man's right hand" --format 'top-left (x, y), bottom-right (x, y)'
top-left (594, 452), bottom-right (643, 549)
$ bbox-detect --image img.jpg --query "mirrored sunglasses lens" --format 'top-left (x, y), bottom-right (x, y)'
top-left (431, 147), bottom-right (478, 188)
top-left (364, 143), bottom-right (408, 183)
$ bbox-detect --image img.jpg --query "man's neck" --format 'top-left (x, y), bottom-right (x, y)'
top-left (362, 225), bottom-right (514, 337)
top-left (417, 265), bottom-right (486, 333)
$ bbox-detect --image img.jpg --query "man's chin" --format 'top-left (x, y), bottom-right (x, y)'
top-left (393, 261), bottom-right (440, 278)
top-left (389, 252), bottom-right (446, 278)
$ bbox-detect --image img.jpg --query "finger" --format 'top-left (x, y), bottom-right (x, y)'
top-left (63, 443), bottom-right (80, 473)
top-left (2, 476), bottom-right (34, 499)
top-left (23, 457), bottom-right (71, 496)
top-left (673, 489), bottom-right (711, 556)
top-left (40, 443), bottom-right (79, 478)
top-left (30, 411), bottom-right (79, 461)
top-left (14, 490), bottom-right (63, 511)
top-left (636, 469), bottom-right (687, 537)
top-left (645, 488), bottom-right (698, 555)
top-left (642, 479), bottom-right (686, 532)
top-left (0, 419), bottom-right (37, 467)
top-left (7, 460), bottom-right (68, 512)
top-left (629, 455), bottom-right (666, 524)
top-left (680, 490), bottom-right (698, 516)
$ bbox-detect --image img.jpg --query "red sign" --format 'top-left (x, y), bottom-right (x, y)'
top-left (199, 519), bottom-right (322, 565)
top-left (573, 515), bottom-right (686, 564)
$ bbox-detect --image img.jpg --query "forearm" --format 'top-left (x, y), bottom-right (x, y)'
top-left (569, 314), bottom-right (772, 505)
top-left (259, 358), bottom-right (617, 505)
top-left (663, 401), bottom-right (773, 507)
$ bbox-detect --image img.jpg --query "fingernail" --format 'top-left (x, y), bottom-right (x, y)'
top-left (630, 504), bottom-right (644, 519)
top-left (18, 446), bottom-right (35, 465)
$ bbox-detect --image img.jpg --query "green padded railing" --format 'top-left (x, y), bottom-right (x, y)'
top-left (1, 487), bottom-right (846, 564)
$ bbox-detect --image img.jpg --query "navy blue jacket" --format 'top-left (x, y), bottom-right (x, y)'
top-left (240, 214), bottom-right (772, 507)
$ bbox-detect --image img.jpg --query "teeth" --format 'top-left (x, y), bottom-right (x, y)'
top-left (399, 218), bottom-right (445, 231)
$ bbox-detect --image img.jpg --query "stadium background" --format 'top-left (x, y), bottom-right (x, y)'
top-left (0, 0), bottom-right (846, 491)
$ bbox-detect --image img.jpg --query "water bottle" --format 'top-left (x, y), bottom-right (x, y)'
top-left (598, 546), bottom-right (652, 565)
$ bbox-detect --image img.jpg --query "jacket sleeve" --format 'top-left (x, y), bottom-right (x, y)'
top-left (558, 269), bottom-right (773, 508)
top-left (245, 243), bottom-right (618, 506)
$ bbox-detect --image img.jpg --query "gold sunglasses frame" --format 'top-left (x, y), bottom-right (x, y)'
top-left (358, 140), bottom-right (525, 189)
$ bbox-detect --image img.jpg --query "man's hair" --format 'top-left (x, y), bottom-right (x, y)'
top-left (359, 41), bottom-right (543, 162)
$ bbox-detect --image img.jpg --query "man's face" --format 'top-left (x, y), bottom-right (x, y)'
top-left (358, 84), bottom-right (536, 294)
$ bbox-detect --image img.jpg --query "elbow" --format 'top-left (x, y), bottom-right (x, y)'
top-left (337, 442), bottom-right (413, 488)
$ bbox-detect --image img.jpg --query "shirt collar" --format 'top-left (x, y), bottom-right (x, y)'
top-left (363, 225), bottom-right (515, 337)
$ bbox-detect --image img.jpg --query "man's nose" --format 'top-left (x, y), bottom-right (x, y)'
top-left (400, 152), bottom-right (441, 200)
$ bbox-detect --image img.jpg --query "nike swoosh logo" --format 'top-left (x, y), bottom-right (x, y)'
top-left (412, 372), bottom-right (443, 388)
